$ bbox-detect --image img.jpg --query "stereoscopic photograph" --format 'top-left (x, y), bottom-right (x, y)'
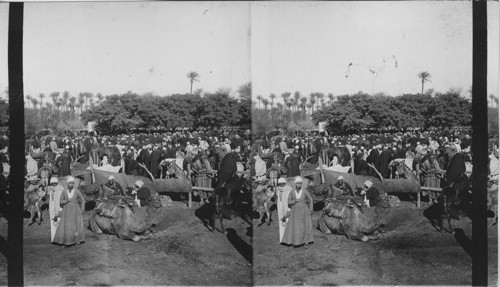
top-left (1, 2), bottom-right (253, 285)
top-left (250, 1), bottom-right (498, 286)
top-left (0, 1), bottom-right (498, 286)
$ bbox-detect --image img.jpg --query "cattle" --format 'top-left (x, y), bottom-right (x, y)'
top-left (252, 182), bottom-right (276, 227)
top-left (24, 185), bottom-right (48, 226)
top-left (317, 195), bottom-right (398, 242)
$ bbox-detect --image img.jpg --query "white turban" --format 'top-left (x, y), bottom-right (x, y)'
top-left (135, 180), bottom-right (144, 188)
top-left (50, 177), bottom-right (59, 184)
top-left (337, 175), bottom-right (344, 181)
top-left (294, 176), bottom-right (303, 183)
top-left (108, 175), bottom-right (115, 180)
top-left (364, 180), bottom-right (373, 189)
top-left (278, 178), bottom-right (287, 185)
top-left (67, 176), bottom-right (75, 183)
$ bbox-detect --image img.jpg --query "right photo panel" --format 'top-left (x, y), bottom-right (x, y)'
top-left (251, 1), bottom-right (499, 285)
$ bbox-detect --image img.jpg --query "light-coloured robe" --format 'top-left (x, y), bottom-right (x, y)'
top-left (276, 184), bottom-right (292, 242)
top-left (48, 184), bottom-right (63, 242)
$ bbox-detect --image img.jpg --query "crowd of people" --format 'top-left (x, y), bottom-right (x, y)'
top-left (0, 127), bottom-right (498, 249)
top-left (251, 129), bottom-right (499, 248)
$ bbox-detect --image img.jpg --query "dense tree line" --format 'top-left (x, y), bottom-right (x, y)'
top-left (80, 85), bottom-right (251, 134)
top-left (311, 91), bottom-right (472, 134)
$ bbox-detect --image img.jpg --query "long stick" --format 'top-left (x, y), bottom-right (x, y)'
top-left (138, 163), bottom-right (154, 180)
top-left (367, 163), bottom-right (383, 181)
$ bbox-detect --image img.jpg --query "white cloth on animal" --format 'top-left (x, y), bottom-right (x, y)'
top-left (25, 155), bottom-right (38, 177)
top-left (49, 184), bottom-right (63, 242)
top-left (236, 162), bottom-right (244, 172)
top-left (276, 184), bottom-right (292, 243)
top-left (175, 158), bottom-right (184, 170)
top-left (489, 155), bottom-right (499, 181)
top-left (254, 156), bottom-right (267, 177)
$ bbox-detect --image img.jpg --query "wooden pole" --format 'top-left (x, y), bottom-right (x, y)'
top-left (7, 3), bottom-right (24, 285)
top-left (472, 0), bottom-right (488, 285)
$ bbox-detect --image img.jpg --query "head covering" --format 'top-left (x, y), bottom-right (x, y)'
top-left (50, 177), bottom-right (59, 184)
top-left (295, 145), bottom-right (299, 150)
top-left (364, 180), bottom-right (373, 189)
top-left (135, 180), bottom-right (144, 188)
top-left (337, 175), bottom-right (344, 181)
top-left (278, 178), bottom-right (287, 185)
top-left (294, 176), bottom-right (303, 184)
top-left (255, 176), bottom-right (267, 182)
top-left (108, 175), bottom-right (115, 180)
top-left (67, 176), bottom-right (75, 183)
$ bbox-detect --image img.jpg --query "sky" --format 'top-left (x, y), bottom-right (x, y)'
top-left (0, 1), bottom-right (498, 103)
top-left (251, 1), bottom-right (499, 101)
top-left (0, 2), bottom-right (251, 100)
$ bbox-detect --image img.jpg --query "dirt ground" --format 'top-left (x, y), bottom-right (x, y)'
top-left (253, 201), bottom-right (498, 286)
top-left (0, 197), bottom-right (496, 286)
top-left (0, 198), bottom-right (253, 286)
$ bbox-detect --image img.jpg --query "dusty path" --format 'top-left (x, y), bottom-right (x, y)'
top-left (253, 202), bottom-right (498, 286)
top-left (0, 201), bottom-right (253, 286)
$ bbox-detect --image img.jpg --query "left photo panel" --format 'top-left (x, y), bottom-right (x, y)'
top-left (0, 2), bottom-right (253, 285)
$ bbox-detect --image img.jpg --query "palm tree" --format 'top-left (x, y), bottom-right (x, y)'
top-left (285, 99), bottom-right (293, 111)
top-left (186, 71), bottom-right (200, 94)
top-left (316, 93), bottom-right (324, 110)
top-left (277, 102), bottom-right (284, 113)
top-left (489, 94), bottom-right (496, 108)
top-left (293, 91), bottom-right (301, 112)
top-left (50, 91), bottom-right (60, 110)
top-left (96, 93), bottom-right (104, 105)
top-left (327, 93), bottom-right (334, 104)
top-left (62, 91), bottom-right (70, 111)
top-left (78, 96), bottom-right (85, 114)
top-left (84, 92), bottom-right (93, 110)
top-left (281, 92), bottom-right (291, 110)
top-left (26, 95), bottom-right (32, 109)
top-left (306, 103), bottom-right (313, 115)
top-left (298, 103), bottom-right (305, 119)
top-left (69, 96), bottom-right (76, 112)
top-left (256, 95), bottom-right (263, 109)
top-left (418, 71), bottom-right (431, 94)
top-left (78, 93), bottom-right (85, 111)
top-left (262, 98), bottom-right (270, 111)
top-left (32, 98), bottom-right (39, 110)
top-left (269, 93), bottom-right (276, 109)
top-left (300, 97), bottom-right (307, 113)
top-left (38, 93), bottom-right (45, 108)
top-left (46, 102), bottom-right (53, 111)
top-left (56, 98), bottom-right (63, 111)
top-left (309, 93), bottom-right (316, 113)
top-left (75, 102), bottom-right (82, 114)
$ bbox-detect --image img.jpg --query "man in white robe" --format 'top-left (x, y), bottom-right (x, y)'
top-left (48, 177), bottom-right (63, 242)
top-left (276, 178), bottom-right (292, 243)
